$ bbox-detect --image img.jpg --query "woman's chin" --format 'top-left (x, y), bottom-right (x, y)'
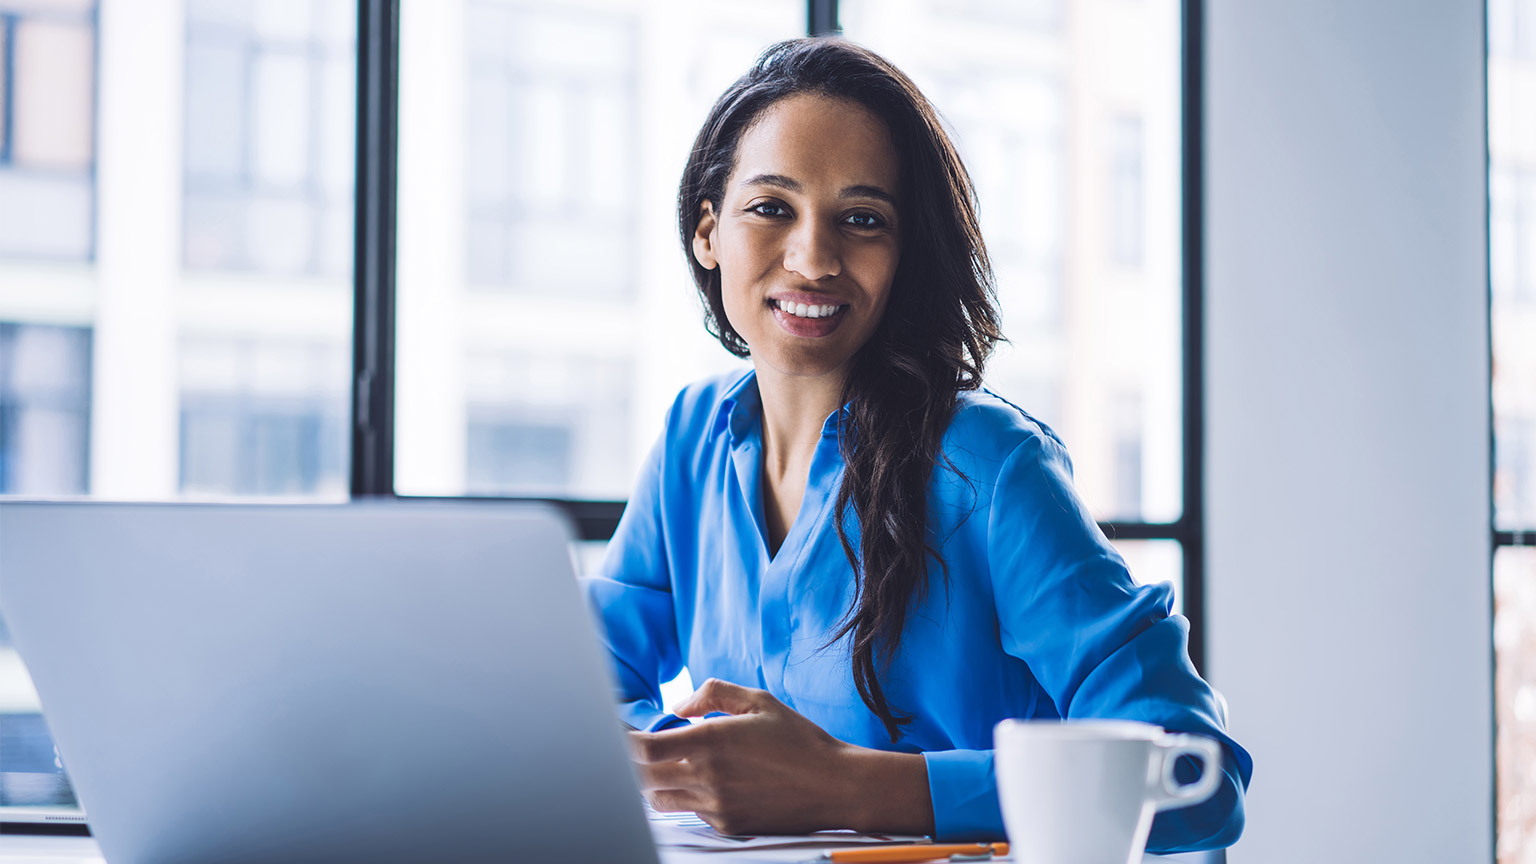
top-left (750, 346), bottom-right (859, 383)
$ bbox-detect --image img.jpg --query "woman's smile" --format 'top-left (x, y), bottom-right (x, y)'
top-left (767, 293), bottom-right (850, 337)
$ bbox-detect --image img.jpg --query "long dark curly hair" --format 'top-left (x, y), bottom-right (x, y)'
top-left (677, 38), bottom-right (1003, 742)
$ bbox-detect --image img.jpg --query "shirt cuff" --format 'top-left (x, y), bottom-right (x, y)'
top-left (922, 749), bottom-right (1006, 841)
top-left (619, 701), bottom-right (691, 733)
top-left (647, 713), bottom-right (690, 732)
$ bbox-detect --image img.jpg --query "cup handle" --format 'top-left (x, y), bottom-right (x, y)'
top-left (1147, 734), bottom-right (1223, 812)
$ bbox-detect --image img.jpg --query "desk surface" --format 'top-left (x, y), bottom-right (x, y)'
top-left (0, 834), bottom-right (1215, 863)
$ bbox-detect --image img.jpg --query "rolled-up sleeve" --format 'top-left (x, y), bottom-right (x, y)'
top-left (580, 433), bottom-right (689, 734)
top-left (925, 433), bottom-right (1252, 851)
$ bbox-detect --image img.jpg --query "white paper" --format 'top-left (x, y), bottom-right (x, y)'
top-left (645, 803), bottom-right (931, 851)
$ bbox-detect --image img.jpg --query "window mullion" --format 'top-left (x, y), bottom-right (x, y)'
top-left (1181, 0), bottom-right (1207, 674)
top-left (808, 0), bottom-right (839, 36)
top-left (351, 0), bottom-right (400, 498)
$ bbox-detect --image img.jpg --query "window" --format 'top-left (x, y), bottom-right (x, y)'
top-left (1490, 0), bottom-right (1536, 857)
top-left (183, 0), bottom-right (356, 277)
top-left (175, 0), bottom-right (355, 499)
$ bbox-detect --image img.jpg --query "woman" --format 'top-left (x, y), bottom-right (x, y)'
top-left (584, 37), bottom-right (1251, 851)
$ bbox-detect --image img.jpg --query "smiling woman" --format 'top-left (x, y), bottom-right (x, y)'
top-left (582, 37), bottom-right (1250, 850)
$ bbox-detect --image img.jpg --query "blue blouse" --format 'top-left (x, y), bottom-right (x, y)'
top-left (583, 369), bottom-right (1251, 851)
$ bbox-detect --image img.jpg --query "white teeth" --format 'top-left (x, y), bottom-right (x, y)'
top-left (776, 299), bottom-right (842, 319)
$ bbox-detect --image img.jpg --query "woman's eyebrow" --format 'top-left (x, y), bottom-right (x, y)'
top-left (740, 174), bottom-right (895, 207)
top-left (840, 184), bottom-right (896, 206)
top-left (741, 173), bottom-right (802, 192)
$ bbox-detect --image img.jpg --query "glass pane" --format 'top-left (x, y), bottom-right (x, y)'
top-left (839, 0), bottom-right (1184, 524)
top-left (1492, 0), bottom-right (1536, 532)
top-left (395, 0), bottom-right (803, 498)
top-left (1496, 547), bottom-right (1536, 863)
top-left (177, 0), bottom-right (355, 499)
top-left (183, 0), bottom-right (353, 278)
top-left (1110, 538), bottom-right (1184, 617)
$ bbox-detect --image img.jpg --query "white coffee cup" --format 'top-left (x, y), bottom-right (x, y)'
top-left (993, 719), bottom-right (1222, 864)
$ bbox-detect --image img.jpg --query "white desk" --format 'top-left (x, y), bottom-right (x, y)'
top-left (0, 834), bottom-right (1215, 863)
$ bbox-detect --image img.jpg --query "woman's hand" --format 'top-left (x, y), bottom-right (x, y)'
top-left (627, 678), bottom-right (933, 837)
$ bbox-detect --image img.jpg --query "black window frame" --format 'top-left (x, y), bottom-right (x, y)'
top-left (349, 0), bottom-right (1211, 672)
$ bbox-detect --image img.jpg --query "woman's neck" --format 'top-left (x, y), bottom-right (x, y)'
top-left (753, 363), bottom-right (846, 478)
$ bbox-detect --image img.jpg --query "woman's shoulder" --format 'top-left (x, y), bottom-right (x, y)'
top-left (944, 387), bottom-right (1071, 475)
top-left (658, 367), bottom-right (757, 448)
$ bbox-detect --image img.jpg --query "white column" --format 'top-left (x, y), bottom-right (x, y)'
top-left (89, 0), bottom-right (184, 498)
top-left (394, 0), bottom-right (468, 496)
top-left (1205, 1), bottom-right (1491, 861)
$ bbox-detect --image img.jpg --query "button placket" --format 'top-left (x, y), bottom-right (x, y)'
top-left (761, 431), bottom-right (845, 706)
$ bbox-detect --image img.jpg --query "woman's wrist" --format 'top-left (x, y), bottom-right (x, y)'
top-left (834, 744), bottom-right (936, 836)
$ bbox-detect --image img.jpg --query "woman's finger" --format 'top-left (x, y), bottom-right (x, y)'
top-left (632, 756), bottom-right (699, 793)
top-left (629, 724), bottom-right (715, 764)
top-left (645, 787), bottom-right (707, 815)
top-left (672, 677), bottom-right (771, 718)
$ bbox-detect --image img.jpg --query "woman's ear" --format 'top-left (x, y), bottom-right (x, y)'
top-left (692, 201), bottom-right (719, 271)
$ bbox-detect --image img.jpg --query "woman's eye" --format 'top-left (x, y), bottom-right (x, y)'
top-left (845, 211), bottom-right (887, 229)
top-left (748, 202), bottom-right (787, 217)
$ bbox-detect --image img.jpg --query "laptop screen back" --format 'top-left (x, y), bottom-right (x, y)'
top-left (0, 500), bottom-right (657, 864)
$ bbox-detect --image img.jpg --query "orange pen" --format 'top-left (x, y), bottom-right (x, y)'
top-left (818, 842), bottom-right (1009, 863)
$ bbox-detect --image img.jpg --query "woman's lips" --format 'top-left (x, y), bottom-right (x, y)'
top-left (770, 302), bottom-right (847, 338)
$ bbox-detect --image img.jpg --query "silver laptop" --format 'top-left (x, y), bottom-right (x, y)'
top-left (0, 500), bottom-right (659, 864)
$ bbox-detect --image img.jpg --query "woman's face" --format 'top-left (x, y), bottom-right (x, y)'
top-left (693, 93), bottom-right (901, 383)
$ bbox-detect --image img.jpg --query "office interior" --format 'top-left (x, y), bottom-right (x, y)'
top-left (0, 0), bottom-right (1522, 861)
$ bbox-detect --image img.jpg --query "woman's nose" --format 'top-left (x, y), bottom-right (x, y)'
top-left (782, 218), bottom-right (842, 281)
